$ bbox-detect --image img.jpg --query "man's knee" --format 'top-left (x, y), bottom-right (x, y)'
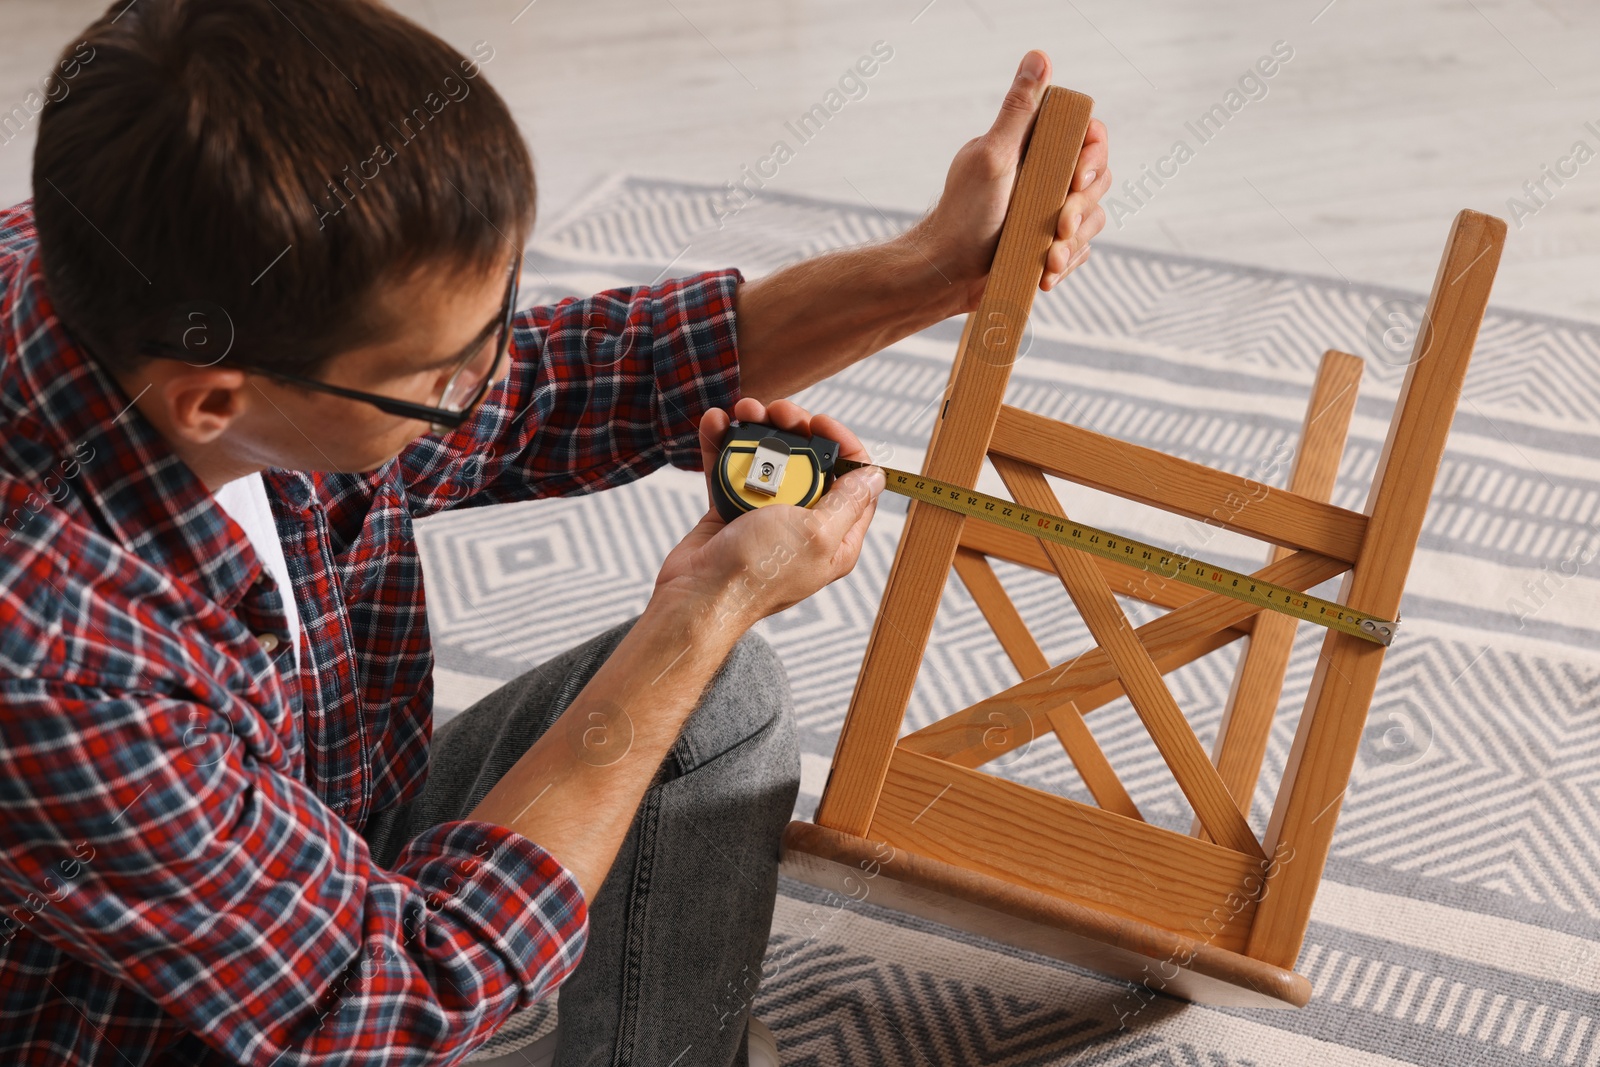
top-left (719, 628), bottom-right (791, 718)
top-left (673, 628), bottom-right (797, 778)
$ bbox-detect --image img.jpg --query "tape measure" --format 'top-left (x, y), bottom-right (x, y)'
top-left (710, 422), bottom-right (841, 520)
top-left (712, 422), bottom-right (1397, 646)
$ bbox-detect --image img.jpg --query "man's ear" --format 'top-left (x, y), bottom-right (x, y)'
top-left (157, 365), bottom-right (251, 445)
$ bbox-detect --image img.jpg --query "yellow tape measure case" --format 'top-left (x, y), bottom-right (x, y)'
top-left (712, 423), bottom-right (841, 523)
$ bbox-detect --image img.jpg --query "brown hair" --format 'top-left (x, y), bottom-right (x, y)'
top-left (32, 0), bottom-right (535, 376)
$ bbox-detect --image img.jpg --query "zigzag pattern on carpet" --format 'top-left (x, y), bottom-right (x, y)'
top-left (532, 175), bottom-right (1600, 423)
top-left (753, 935), bottom-right (1150, 1067)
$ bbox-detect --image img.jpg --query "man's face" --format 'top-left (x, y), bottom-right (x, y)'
top-left (226, 256), bottom-right (512, 475)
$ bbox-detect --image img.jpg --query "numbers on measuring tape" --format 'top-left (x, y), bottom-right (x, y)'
top-left (833, 457), bottom-right (1396, 646)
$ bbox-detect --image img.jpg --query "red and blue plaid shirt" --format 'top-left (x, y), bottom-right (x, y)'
top-left (0, 199), bottom-right (744, 1064)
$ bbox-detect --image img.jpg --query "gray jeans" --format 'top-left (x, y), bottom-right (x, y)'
top-left (363, 615), bottom-right (800, 1067)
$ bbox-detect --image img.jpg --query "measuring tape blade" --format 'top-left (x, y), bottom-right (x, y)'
top-left (834, 457), bottom-right (1396, 647)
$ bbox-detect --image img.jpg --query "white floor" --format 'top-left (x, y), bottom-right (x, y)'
top-left (3, 0), bottom-right (1598, 322)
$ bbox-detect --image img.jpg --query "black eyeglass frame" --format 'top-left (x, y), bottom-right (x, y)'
top-left (136, 256), bottom-right (521, 434)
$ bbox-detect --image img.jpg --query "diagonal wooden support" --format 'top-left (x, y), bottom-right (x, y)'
top-left (950, 547), bottom-right (1049, 678)
top-left (991, 457), bottom-right (1264, 858)
top-left (950, 547), bottom-right (1142, 820)
top-left (1043, 703), bottom-right (1143, 820)
top-left (902, 621), bottom-right (1249, 768)
top-left (959, 518), bottom-right (1212, 611)
top-left (902, 548), bottom-right (1347, 766)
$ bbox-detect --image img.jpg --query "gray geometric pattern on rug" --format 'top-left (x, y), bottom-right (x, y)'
top-left (438, 174), bottom-right (1600, 1065)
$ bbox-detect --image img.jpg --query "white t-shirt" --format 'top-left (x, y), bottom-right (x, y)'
top-left (213, 472), bottom-right (303, 675)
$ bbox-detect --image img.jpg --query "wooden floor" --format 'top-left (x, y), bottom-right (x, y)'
top-left (2, 0), bottom-right (1596, 321)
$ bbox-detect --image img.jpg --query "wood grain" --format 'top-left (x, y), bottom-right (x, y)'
top-left (958, 518), bottom-right (1204, 610)
top-left (900, 621), bottom-right (1248, 766)
top-left (1247, 210), bottom-right (1506, 967)
top-left (780, 820), bottom-right (1312, 1008)
top-left (1044, 702), bottom-right (1143, 819)
top-left (990, 405), bottom-right (1370, 563)
top-left (950, 547), bottom-right (1050, 678)
top-left (870, 748), bottom-right (1272, 952)
top-left (901, 549), bottom-right (1344, 765)
top-left (991, 456), bottom-right (1264, 858)
top-left (949, 547), bottom-right (1142, 818)
top-left (1196, 350), bottom-right (1363, 839)
top-left (816, 87), bottom-right (1094, 836)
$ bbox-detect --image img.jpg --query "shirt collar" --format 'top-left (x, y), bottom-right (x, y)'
top-left (8, 243), bottom-right (265, 610)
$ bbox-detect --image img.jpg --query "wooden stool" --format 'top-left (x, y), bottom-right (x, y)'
top-left (779, 85), bottom-right (1506, 1008)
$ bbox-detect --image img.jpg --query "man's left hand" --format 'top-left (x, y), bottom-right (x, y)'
top-left (908, 49), bottom-right (1110, 312)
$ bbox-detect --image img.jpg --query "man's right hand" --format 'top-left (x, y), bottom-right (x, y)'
top-left (652, 396), bottom-right (886, 630)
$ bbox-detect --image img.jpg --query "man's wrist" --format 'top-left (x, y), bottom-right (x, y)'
top-left (891, 219), bottom-right (985, 319)
top-left (647, 576), bottom-right (755, 647)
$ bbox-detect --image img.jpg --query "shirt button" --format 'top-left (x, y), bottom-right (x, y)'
top-left (257, 633), bottom-right (282, 654)
top-left (283, 475), bottom-right (313, 510)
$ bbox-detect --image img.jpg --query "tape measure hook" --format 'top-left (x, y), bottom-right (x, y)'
top-left (1359, 617), bottom-right (1399, 646)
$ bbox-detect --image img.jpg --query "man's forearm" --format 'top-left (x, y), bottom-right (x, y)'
top-left (466, 588), bottom-right (747, 901)
top-left (734, 226), bottom-right (977, 401)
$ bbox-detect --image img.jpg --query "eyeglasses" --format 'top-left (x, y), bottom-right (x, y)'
top-left (136, 256), bottom-right (521, 435)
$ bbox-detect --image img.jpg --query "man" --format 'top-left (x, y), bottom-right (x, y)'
top-left (0, 0), bottom-right (1109, 1063)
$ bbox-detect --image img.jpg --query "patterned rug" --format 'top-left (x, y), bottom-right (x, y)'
top-left (438, 174), bottom-right (1600, 1065)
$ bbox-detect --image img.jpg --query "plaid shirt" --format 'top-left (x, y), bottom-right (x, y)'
top-left (0, 200), bottom-right (744, 1064)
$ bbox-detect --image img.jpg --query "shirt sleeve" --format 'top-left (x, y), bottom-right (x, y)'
top-left (0, 680), bottom-right (586, 1066)
top-left (397, 268), bottom-right (744, 518)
